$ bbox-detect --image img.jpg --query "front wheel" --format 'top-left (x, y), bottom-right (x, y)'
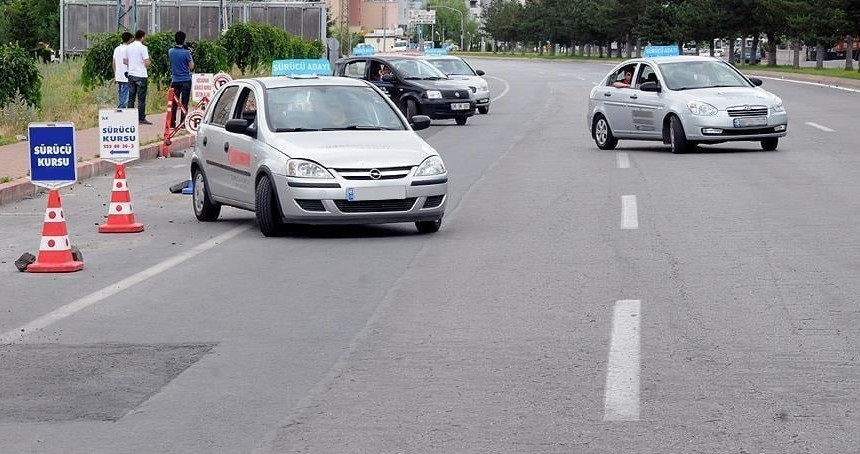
top-left (192, 168), bottom-right (221, 222)
top-left (593, 115), bottom-right (617, 150)
top-left (255, 174), bottom-right (283, 237)
top-left (669, 116), bottom-right (689, 154)
top-left (478, 106), bottom-right (489, 114)
top-left (405, 99), bottom-right (419, 122)
top-left (415, 219), bottom-right (442, 234)
top-left (761, 137), bottom-right (779, 151)
top-left (455, 116), bottom-right (467, 126)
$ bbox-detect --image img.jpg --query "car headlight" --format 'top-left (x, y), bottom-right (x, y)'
top-left (479, 81), bottom-right (489, 91)
top-left (286, 159), bottom-right (333, 178)
top-left (425, 90), bottom-right (442, 99)
top-left (687, 101), bottom-right (718, 116)
top-left (414, 156), bottom-right (446, 176)
top-left (771, 98), bottom-right (785, 113)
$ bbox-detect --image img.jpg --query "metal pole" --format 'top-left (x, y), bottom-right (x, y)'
top-left (382, 0), bottom-right (387, 52)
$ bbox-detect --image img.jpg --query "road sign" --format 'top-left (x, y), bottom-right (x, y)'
top-left (644, 45), bottom-right (680, 57)
top-left (28, 123), bottom-right (77, 189)
top-left (409, 9), bottom-right (436, 25)
top-left (185, 109), bottom-right (206, 134)
top-left (213, 72), bottom-right (233, 91)
top-left (272, 59), bottom-right (332, 76)
top-left (98, 109), bottom-right (139, 164)
top-left (192, 73), bottom-right (214, 102)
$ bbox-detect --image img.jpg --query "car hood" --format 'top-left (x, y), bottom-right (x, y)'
top-left (270, 131), bottom-right (438, 168)
top-left (673, 86), bottom-right (778, 109)
top-left (408, 78), bottom-right (470, 91)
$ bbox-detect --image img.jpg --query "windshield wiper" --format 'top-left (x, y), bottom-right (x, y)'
top-left (423, 76), bottom-right (446, 80)
top-left (275, 127), bottom-right (322, 132)
top-left (403, 77), bottom-right (422, 80)
top-left (321, 125), bottom-right (397, 131)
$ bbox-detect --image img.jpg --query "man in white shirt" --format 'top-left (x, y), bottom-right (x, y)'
top-left (126, 30), bottom-right (152, 124)
top-left (111, 32), bottom-right (133, 108)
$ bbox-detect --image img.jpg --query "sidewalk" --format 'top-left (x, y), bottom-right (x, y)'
top-left (0, 112), bottom-right (194, 206)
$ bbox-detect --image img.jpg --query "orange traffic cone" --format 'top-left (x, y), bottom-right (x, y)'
top-left (27, 189), bottom-right (84, 273)
top-left (99, 164), bottom-right (144, 233)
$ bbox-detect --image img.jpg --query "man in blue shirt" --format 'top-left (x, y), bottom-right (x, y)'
top-left (168, 31), bottom-right (194, 127)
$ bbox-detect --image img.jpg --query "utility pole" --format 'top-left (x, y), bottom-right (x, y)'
top-left (116, 0), bottom-right (137, 31)
top-left (427, 4), bottom-right (463, 51)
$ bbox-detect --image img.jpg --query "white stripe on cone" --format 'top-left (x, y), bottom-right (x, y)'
top-left (43, 208), bottom-right (65, 223)
top-left (108, 202), bottom-right (134, 215)
top-left (111, 179), bottom-right (129, 192)
top-left (39, 235), bottom-right (71, 251)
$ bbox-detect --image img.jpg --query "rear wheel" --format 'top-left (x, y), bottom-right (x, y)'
top-left (761, 137), bottom-right (779, 151)
top-left (255, 174), bottom-right (283, 237)
top-left (478, 106), bottom-right (489, 114)
top-left (192, 168), bottom-right (221, 221)
top-left (406, 99), bottom-right (419, 122)
top-left (669, 115), bottom-right (689, 154)
top-left (593, 115), bottom-right (617, 150)
top-left (455, 116), bottom-right (467, 126)
top-left (416, 219), bottom-right (442, 234)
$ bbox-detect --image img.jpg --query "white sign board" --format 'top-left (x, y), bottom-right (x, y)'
top-left (409, 9), bottom-right (436, 25)
top-left (98, 109), bottom-right (139, 164)
top-left (192, 73), bottom-right (214, 102)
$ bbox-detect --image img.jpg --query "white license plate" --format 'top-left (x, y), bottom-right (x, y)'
top-left (451, 102), bottom-right (471, 111)
top-left (733, 116), bottom-right (767, 127)
top-left (346, 186), bottom-right (406, 201)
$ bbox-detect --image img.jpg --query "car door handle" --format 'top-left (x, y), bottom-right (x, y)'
top-left (224, 142), bottom-right (229, 152)
top-left (629, 94), bottom-right (638, 99)
top-left (202, 137), bottom-right (207, 146)
top-left (603, 92), bottom-right (612, 97)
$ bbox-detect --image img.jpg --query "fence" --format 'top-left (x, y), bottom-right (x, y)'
top-left (61, 0), bottom-right (326, 56)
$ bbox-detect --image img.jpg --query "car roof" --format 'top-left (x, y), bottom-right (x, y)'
top-left (622, 55), bottom-right (724, 66)
top-left (337, 55), bottom-right (421, 63)
top-left (243, 76), bottom-right (370, 90)
top-left (422, 55), bottom-right (462, 60)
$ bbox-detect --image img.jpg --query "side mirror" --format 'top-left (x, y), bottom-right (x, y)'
top-left (639, 81), bottom-right (661, 92)
top-left (475, 69), bottom-right (485, 76)
top-left (225, 118), bottom-right (255, 137)
top-left (748, 77), bottom-right (763, 86)
top-left (410, 115), bottom-right (431, 131)
top-left (381, 74), bottom-right (397, 83)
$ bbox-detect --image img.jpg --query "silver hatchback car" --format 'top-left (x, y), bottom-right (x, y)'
top-left (424, 55), bottom-right (491, 114)
top-left (588, 56), bottom-right (788, 153)
top-left (191, 76), bottom-right (448, 236)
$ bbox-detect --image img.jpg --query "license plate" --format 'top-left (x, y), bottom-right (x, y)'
top-left (733, 116), bottom-right (767, 127)
top-left (451, 102), bottom-right (470, 111)
top-left (346, 186), bottom-right (406, 201)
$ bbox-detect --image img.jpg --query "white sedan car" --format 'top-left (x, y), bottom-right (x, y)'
top-left (587, 56), bottom-right (788, 153)
top-left (191, 76), bottom-right (447, 236)
top-left (424, 55), bottom-right (491, 114)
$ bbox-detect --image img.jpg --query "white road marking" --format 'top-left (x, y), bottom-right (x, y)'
top-left (0, 224), bottom-right (252, 344)
top-left (578, 76), bottom-right (587, 81)
top-left (484, 75), bottom-right (511, 103)
top-left (805, 122), bottom-right (835, 132)
top-left (754, 75), bottom-right (860, 94)
top-left (171, 164), bottom-right (186, 169)
top-left (616, 152), bottom-right (630, 169)
top-left (604, 299), bottom-right (641, 421)
top-left (621, 195), bottom-right (638, 229)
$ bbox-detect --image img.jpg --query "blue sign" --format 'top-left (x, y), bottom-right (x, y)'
top-left (424, 47), bottom-right (448, 56)
top-left (644, 45), bottom-right (680, 58)
top-left (271, 59), bottom-right (333, 76)
top-left (28, 123), bottom-right (77, 188)
top-left (352, 46), bottom-right (376, 56)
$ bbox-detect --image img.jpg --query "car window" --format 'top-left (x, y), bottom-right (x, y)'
top-left (636, 64), bottom-right (658, 87)
top-left (209, 86), bottom-right (239, 126)
top-left (389, 59), bottom-right (447, 79)
top-left (658, 60), bottom-right (750, 90)
top-left (233, 87), bottom-right (257, 125)
top-left (427, 58), bottom-right (473, 75)
top-left (266, 85), bottom-right (406, 132)
top-left (344, 61), bottom-right (367, 79)
top-left (608, 64), bottom-right (637, 87)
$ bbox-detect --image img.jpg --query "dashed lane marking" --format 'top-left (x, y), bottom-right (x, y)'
top-left (603, 299), bottom-right (641, 421)
top-left (621, 195), bottom-right (638, 229)
top-left (616, 152), bottom-right (630, 169)
top-left (805, 122), bottom-right (835, 132)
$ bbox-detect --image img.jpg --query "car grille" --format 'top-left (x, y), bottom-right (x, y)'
top-left (333, 166), bottom-right (413, 180)
top-left (422, 195), bottom-right (444, 208)
top-left (334, 198), bottom-right (417, 213)
top-left (442, 89), bottom-right (471, 99)
top-left (295, 199), bottom-right (326, 212)
top-left (727, 106), bottom-right (768, 117)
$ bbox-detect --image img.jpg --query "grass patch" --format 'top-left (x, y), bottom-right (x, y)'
top-left (735, 63), bottom-right (860, 80)
top-left (0, 176), bottom-right (12, 184)
top-left (459, 51), bottom-right (626, 63)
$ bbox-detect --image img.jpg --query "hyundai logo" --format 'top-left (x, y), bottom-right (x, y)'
top-left (744, 105), bottom-right (751, 110)
top-left (369, 169), bottom-right (381, 179)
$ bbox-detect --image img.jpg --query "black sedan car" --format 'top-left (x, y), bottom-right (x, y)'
top-left (335, 55), bottom-right (476, 125)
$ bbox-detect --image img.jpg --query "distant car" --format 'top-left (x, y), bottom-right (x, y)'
top-left (587, 56), bottom-right (788, 153)
top-left (699, 49), bottom-right (725, 58)
top-left (423, 55), bottom-right (491, 114)
top-left (191, 75), bottom-right (448, 236)
top-left (392, 39), bottom-right (408, 52)
top-left (335, 55), bottom-right (476, 125)
top-left (734, 48), bottom-right (763, 64)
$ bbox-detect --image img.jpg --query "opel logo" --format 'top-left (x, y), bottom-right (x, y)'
top-left (455, 92), bottom-right (460, 98)
top-left (369, 169), bottom-right (381, 180)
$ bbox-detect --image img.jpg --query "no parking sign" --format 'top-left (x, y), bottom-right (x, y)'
top-left (28, 123), bottom-right (77, 189)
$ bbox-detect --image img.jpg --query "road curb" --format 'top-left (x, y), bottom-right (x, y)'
top-left (0, 135), bottom-right (194, 207)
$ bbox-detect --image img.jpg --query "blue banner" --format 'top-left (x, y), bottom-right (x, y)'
top-left (28, 123), bottom-right (77, 188)
top-left (424, 48), bottom-right (448, 56)
top-left (352, 46), bottom-right (376, 56)
top-left (644, 45), bottom-right (680, 58)
top-left (271, 59), bottom-right (333, 76)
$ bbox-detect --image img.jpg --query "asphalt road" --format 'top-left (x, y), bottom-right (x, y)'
top-left (1, 59), bottom-right (859, 453)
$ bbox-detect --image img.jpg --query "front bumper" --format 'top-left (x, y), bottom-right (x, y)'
top-left (474, 88), bottom-right (491, 107)
top-left (681, 111), bottom-right (788, 141)
top-left (273, 174), bottom-right (447, 225)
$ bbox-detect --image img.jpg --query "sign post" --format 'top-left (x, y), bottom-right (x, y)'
top-left (98, 109), bottom-right (144, 233)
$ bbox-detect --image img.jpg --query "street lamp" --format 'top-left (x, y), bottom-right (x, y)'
top-left (428, 4), bottom-right (463, 51)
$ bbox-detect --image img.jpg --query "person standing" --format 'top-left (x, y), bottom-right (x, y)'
top-left (168, 31), bottom-right (194, 128)
top-left (126, 29), bottom-right (152, 125)
top-left (112, 32), bottom-right (133, 108)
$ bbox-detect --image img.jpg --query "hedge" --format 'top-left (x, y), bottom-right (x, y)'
top-left (0, 42), bottom-right (42, 108)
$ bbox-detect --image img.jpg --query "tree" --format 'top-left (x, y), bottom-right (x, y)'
top-left (0, 0), bottom-right (60, 52)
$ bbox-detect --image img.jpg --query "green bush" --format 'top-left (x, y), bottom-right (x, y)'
top-left (219, 22), bottom-right (327, 74)
top-left (219, 23), bottom-right (256, 74)
top-left (144, 31), bottom-right (177, 89)
top-left (189, 40), bottom-right (229, 74)
top-left (0, 42), bottom-right (42, 108)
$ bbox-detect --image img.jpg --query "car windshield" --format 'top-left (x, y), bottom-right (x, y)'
top-left (657, 60), bottom-right (751, 90)
top-left (266, 85), bottom-right (406, 132)
top-left (389, 59), bottom-right (448, 79)
top-left (427, 58), bottom-right (473, 76)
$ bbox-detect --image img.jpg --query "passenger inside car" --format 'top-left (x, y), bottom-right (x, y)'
top-left (612, 65), bottom-right (636, 88)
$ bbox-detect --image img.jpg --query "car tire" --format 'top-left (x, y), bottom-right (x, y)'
top-left (669, 115), bottom-right (689, 154)
top-left (455, 116), bottom-right (467, 126)
top-left (255, 174), bottom-right (283, 237)
top-left (478, 106), bottom-right (489, 114)
top-left (761, 137), bottom-right (779, 151)
top-left (406, 99), bottom-right (419, 122)
top-left (415, 219), bottom-right (442, 234)
top-left (192, 168), bottom-right (221, 222)
top-left (593, 115), bottom-right (617, 150)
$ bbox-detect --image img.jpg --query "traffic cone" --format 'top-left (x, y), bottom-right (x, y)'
top-left (99, 164), bottom-right (144, 233)
top-left (27, 189), bottom-right (84, 273)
